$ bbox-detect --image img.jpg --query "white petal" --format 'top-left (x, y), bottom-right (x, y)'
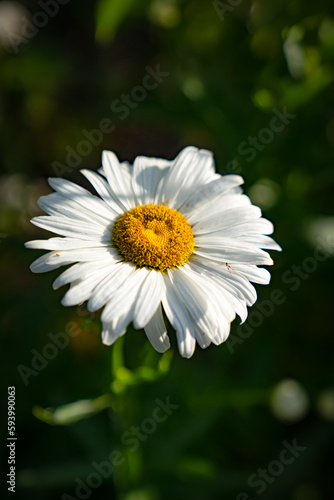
top-left (31, 216), bottom-right (110, 240)
top-left (110, 312), bottom-right (137, 336)
top-left (237, 234), bottom-right (282, 251)
top-left (144, 304), bottom-right (170, 353)
top-left (87, 261), bottom-right (136, 312)
top-left (102, 150), bottom-right (137, 211)
top-left (61, 265), bottom-right (117, 306)
top-left (184, 263), bottom-right (236, 323)
top-left (38, 192), bottom-right (115, 226)
top-left (193, 323), bottom-right (212, 349)
top-left (25, 238), bottom-right (111, 251)
top-left (133, 270), bottom-right (164, 329)
top-left (80, 169), bottom-right (124, 215)
top-left (30, 247), bottom-right (118, 273)
top-left (195, 233), bottom-right (279, 256)
top-left (156, 146), bottom-right (216, 209)
top-left (178, 264), bottom-right (236, 342)
top-left (169, 268), bottom-right (218, 339)
top-left (192, 205), bottom-right (262, 235)
top-left (162, 274), bottom-right (196, 358)
top-left (132, 156), bottom-right (170, 205)
top-left (37, 193), bottom-right (102, 224)
top-left (193, 242), bottom-right (273, 266)
top-left (212, 319), bottom-right (231, 346)
top-left (199, 218), bottom-right (274, 238)
top-left (188, 257), bottom-right (249, 320)
top-left (180, 175), bottom-right (244, 218)
top-left (187, 193), bottom-right (252, 227)
top-left (99, 160), bottom-right (131, 176)
top-left (101, 267), bottom-right (149, 323)
top-left (48, 177), bottom-right (117, 220)
top-left (230, 264), bottom-right (271, 285)
top-left (191, 255), bottom-right (257, 306)
top-left (228, 186), bottom-right (244, 196)
top-left (52, 260), bottom-right (117, 289)
top-left (29, 253), bottom-right (66, 273)
top-left (102, 322), bottom-right (125, 346)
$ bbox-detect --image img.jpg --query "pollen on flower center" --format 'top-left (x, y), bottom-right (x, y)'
top-left (112, 204), bottom-right (194, 271)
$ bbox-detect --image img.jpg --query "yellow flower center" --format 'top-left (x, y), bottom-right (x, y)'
top-left (112, 204), bottom-right (194, 271)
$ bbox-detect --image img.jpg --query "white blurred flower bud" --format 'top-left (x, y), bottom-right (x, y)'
top-left (317, 389), bottom-right (334, 421)
top-left (248, 178), bottom-right (280, 210)
top-left (0, 2), bottom-right (30, 52)
top-left (271, 379), bottom-right (309, 422)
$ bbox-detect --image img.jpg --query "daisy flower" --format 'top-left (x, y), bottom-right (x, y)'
top-left (26, 147), bottom-right (281, 358)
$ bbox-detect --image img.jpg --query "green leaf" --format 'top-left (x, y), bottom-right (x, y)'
top-left (33, 394), bottom-right (113, 426)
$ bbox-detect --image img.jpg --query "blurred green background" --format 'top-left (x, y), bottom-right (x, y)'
top-left (1, 0), bottom-right (334, 499)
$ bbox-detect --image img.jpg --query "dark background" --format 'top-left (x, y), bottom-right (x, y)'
top-left (1, 0), bottom-right (334, 499)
